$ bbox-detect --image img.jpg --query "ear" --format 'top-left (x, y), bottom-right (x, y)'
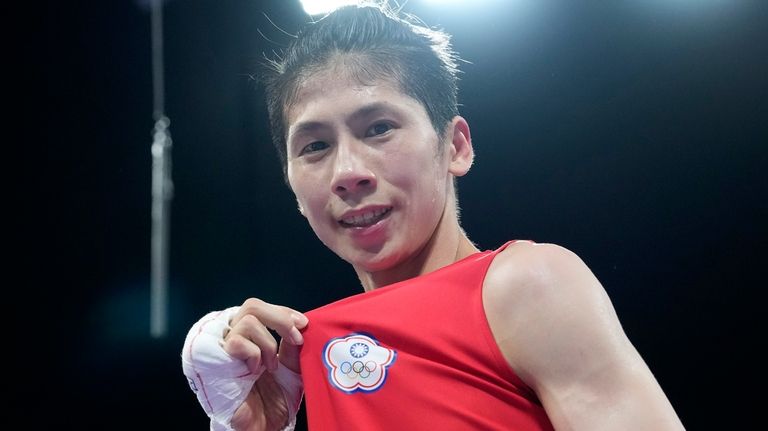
top-left (446, 116), bottom-right (474, 177)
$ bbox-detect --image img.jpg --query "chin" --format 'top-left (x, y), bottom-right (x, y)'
top-left (345, 245), bottom-right (410, 273)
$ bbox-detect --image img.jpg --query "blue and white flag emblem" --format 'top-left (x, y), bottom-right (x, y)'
top-left (322, 333), bottom-right (396, 393)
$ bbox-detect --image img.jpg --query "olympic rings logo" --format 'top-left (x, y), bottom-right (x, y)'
top-left (339, 360), bottom-right (378, 379)
top-left (324, 333), bottom-right (397, 393)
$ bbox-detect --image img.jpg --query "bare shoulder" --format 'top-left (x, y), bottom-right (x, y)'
top-left (483, 241), bottom-right (606, 335)
top-left (483, 240), bottom-right (631, 386)
top-left (483, 241), bottom-right (593, 297)
top-left (483, 241), bottom-right (684, 430)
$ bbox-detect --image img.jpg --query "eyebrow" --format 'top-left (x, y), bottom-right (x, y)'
top-left (288, 102), bottom-right (398, 138)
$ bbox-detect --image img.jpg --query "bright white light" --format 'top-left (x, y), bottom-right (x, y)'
top-left (300, 0), bottom-right (361, 16)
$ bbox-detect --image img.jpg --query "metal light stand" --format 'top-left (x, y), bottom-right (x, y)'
top-left (150, 0), bottom-right (173, 338)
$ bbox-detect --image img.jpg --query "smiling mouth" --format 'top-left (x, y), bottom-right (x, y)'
top-left (339, 207), bottom-right (393, 228)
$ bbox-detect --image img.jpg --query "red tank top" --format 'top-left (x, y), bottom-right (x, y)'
top-left (299, 240), bottom-right (554, 430)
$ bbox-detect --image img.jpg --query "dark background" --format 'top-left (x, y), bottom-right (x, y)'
top-left (38, 0), bottom-right (765, 429)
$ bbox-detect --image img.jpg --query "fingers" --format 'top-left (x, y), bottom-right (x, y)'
top-left (224, 318), bottom-right (274, 373)
top-left (278, 338), bottom-right (302, 373)
top-left (234, 298), bottom-right (309, 344)
top-left (223, 298), bottom-right (309, 375)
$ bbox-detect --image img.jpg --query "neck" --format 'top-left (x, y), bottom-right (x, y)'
top-left (354, 198), bottom-right (479, 292)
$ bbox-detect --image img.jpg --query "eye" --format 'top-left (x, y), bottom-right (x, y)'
top-left (299, 141), bottom-right (329, 156)
top-left (366, 122), bottom-right (393, 137)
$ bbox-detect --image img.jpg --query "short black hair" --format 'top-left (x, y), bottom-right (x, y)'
top-left (260, 3), bottom-right (461, 179)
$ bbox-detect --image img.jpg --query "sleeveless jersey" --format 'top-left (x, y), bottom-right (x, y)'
top-left (299, 240), bottom-right (554, 430)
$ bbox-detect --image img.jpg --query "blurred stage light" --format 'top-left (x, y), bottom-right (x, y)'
top-left (300, 0), bottom-right (361, 15)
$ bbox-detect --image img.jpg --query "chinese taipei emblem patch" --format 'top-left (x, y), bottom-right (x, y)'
top-left (323, 333), bottom-right (397, 393)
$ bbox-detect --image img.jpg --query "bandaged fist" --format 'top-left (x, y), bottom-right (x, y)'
top-left (181, 299), bottom-right (308, 431)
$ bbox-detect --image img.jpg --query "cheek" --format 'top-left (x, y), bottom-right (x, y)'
top-left (289, 170), bottom-right (323, 211)
top-left (388, 145), bottom-right (445, 193)
top-left (295, 182), bottom-right (324, 213)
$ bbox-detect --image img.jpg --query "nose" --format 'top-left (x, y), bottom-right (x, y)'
top-left (331, 140), bottom-right (376, 197)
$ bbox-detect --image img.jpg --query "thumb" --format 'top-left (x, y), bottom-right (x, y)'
top-left (278, 339), bottom-right (302, 373)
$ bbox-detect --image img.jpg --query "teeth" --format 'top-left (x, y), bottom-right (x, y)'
top-left (342, 208), bottom-right (390, 227)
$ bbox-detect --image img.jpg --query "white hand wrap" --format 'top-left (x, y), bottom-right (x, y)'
top-left (181, 306), bottom-right (303, 431)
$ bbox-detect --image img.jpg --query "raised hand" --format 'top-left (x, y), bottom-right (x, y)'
top-left (182, 298), bottom-right (308, 431)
